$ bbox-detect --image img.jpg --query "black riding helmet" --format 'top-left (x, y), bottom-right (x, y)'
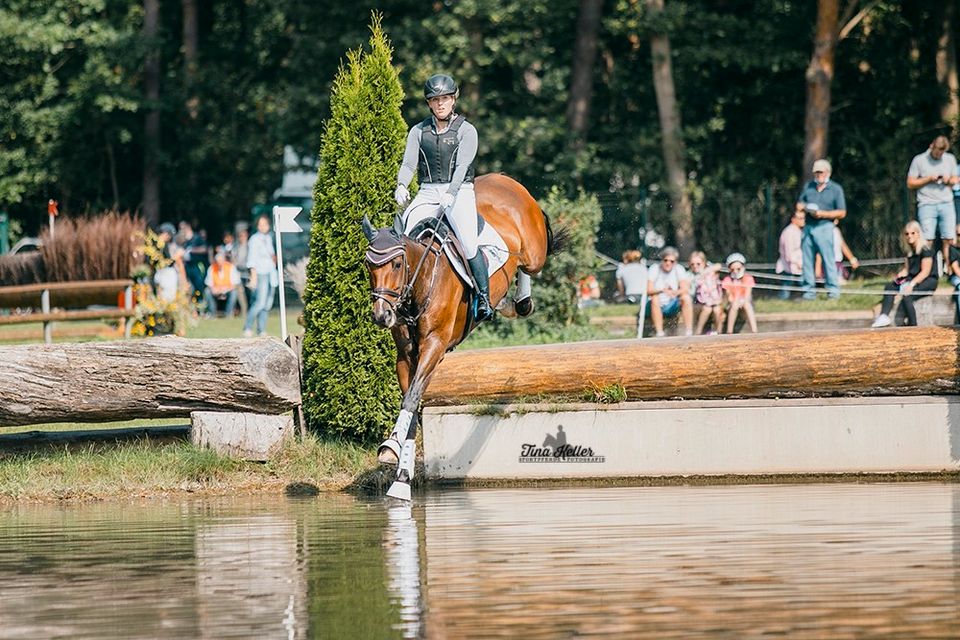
top-left (423, 74), bottom-right (458, 99)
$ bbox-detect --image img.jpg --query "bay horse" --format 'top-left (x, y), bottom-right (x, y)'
top-left (362, 173), bottom-right (558, 500)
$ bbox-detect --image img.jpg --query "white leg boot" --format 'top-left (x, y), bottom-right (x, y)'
top-left (378, 409), bottom-right (413, 465)
top-left (386, 439), bottom-right (416, 501)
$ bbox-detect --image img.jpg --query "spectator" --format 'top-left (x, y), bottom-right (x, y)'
top-left (722, 252), bottom-right (757, 334)
top-left (946, 226), bottom-right (960, 324)
top-left (615, 249), bottom-right (647, 303)
top-left (231, 226), bottom-right (250, 316)
top-left (646, 246), bottom-right (693, 337)
top-left (203, 248), bottom-right (241, 317)
top-left (775, 210), bottom-right (804, 299)
top-left (154, 222), bottom-right (181, 302)
top-left (907, 135), bottom-right (959, 270)
top-left (688, 251), bottom-right (723, 335)
top-left (243, 215), bottom-right (278, 337)
top-left (178, 221), bottom-right (209, 300)
top-left (577, 274), bottom-right (602, 308)
top-left (871, 220), bottom-right (938, 328)
top-left (832, 220), bottom-right (859, 283)
top-left (797, 158), bottom-right (846, 300)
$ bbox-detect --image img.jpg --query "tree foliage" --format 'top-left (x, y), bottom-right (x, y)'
top-left (1, 0), bottom-right (957, 264)
top-left (300, 16), bottom-right (404, 442)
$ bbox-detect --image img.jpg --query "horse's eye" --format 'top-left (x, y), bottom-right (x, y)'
top-left (392, 259), bottom-right (402, 271)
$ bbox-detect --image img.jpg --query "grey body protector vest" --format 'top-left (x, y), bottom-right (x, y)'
top-left (417, 115), bottom-right (475, 185)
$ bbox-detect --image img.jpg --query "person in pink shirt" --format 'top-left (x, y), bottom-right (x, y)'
top-left (775, 210), bottom-right (804, 299)
top-left (722, 252), bottom-right (758, 334)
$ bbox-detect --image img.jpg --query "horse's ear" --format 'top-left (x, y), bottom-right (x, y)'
top-left (361, 215), bottom-right (376, 242)
top-left (392, 214), bottom-right (405, 237)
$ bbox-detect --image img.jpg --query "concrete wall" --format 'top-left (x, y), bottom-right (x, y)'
top-left (423, 396), bottom-right (960, 480)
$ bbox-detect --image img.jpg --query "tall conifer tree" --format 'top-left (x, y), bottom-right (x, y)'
top-left (301, 15), bottom-right (405, 442)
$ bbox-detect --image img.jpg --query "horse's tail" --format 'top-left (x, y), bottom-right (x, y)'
top-left (542, 211), bottom-right (570, 256)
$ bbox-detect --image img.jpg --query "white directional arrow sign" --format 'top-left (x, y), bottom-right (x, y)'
top-left (272, 205), bottom-right (303, 233)
top-left (271, 205), bottom-right (305, 342)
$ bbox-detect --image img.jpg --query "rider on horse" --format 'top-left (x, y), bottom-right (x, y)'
top-left (393, 73), bottom-right (494, 322)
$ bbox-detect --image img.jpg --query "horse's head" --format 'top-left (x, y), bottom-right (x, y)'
top-left (362, 215), bottom-right (408, 329)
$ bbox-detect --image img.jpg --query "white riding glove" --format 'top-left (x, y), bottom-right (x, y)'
top-left (440, 192), bottom-right (456, 210)
top-left (394, 184), bottom-right (410, 207)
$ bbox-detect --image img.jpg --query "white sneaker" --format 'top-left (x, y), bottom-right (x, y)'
top-left (655, 331), bottom-right (666, 338)
top-left (243, 329), bottom-right (254, 338)
top-left (871, 314), bottom-right (891, 328)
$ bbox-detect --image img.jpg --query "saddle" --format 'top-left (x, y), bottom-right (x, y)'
top-left (406, 215), bottom-right (487, 286)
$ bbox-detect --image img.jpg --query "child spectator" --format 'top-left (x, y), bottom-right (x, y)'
top-left (722, 252), bottom-right (758, 334)
top-left (688, 251), bottom-right (723, 335)
top-left (871, 220), bottom-right (938, 328)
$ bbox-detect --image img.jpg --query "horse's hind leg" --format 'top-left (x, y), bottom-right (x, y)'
top-left (514, 271), bottom-right (534, 318)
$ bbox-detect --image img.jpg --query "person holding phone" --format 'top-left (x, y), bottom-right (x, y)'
top-left (796, 159), bottom-right (846, 300)
top-left (907, 135), bottom-right (960, 270)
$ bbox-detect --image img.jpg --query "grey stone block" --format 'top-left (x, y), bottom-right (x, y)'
top-left (190, 411), bottom-right (293, 461)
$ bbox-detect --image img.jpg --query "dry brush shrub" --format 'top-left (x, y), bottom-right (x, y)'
top-left (40, 211), bottom-right (145, 282)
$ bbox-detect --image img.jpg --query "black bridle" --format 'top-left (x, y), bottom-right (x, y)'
top-left (365, 230), bottom-right (444, 325)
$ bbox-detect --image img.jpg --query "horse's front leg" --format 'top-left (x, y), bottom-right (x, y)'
top-left (379, 325), bottom-right (417, 465)
top-left (387, 334), bottom-right (449, 501)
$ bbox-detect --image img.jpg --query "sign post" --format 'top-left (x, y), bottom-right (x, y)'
top-left (272, 205), bottom-right (303, 342)
top-left (47, 199), bottom-right (59, 239)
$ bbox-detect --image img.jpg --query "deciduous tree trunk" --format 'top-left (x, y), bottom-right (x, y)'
top-left (142, 0), bottom-right (161, 227)
top-left (937, 0), bottom-right (959, 131)
top-left (182, 0), bottom-right (199, 120)
top-left (646, 0), bottom-right (694, 257)
top-left (0, 338), bottom-right (302, 427)
top-left (566, 0), bottom-right (604, 151)
top-left (424, 327), bottom-right (960, 405)
top-left (803, 0), bottom-right (839, 181)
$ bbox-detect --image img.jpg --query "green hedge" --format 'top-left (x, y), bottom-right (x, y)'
top-left (301, 16), bottom-right (404, 443)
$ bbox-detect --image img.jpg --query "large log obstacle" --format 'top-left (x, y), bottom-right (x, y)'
top-left (424, 326), bottom-right (960, 405)
top-left (0, 337), bottom-right (301, 427)
top-left (420, 327), bottom-right (960, 480)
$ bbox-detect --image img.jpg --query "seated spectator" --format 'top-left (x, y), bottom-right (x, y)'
top-left (722, 252), bottom-right (758, 334)
top-left (578, 274), bottom-right (602, 308)
top-left (816, 221), bottom-right (860, 284)
top-left (775, 210), bottom-right (804, 299)
top-left (947, 223), bottom-right (960, 324)
top-left (872, 220), bottom-right (939, 328)
top-left (689, 251), bottom-right (723, 335)
top-left (203, 248), bottom-right (241, 317)
top-left (615, 249), bottom-right (647, 303)
top-left (646, 246), bottom-right (693, 337)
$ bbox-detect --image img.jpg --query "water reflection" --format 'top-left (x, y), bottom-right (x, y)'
top-left (0, 484), bottom-right (957, 637)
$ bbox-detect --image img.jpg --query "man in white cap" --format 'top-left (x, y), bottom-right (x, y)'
top-left (795, 159), bottom-right (846, 299)
top-left (907, 135), bottom-right (959, 269)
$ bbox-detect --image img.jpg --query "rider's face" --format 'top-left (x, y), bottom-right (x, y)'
top-left (427, 94), bottom-right (456, 120)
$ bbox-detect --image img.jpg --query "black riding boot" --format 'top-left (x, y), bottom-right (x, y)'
top-left (467, 254), bottom-right (494, 321)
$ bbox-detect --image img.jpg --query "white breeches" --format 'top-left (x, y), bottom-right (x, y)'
top-left (402, 183), bottom-right (479, 258)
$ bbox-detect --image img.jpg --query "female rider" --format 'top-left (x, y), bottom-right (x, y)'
top-left (393, 73), bottom-right (493, 321)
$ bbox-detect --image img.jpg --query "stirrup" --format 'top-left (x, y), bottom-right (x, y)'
top-left (475, 294), bottom-right (494, 322)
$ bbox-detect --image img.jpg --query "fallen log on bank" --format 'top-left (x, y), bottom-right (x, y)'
top-left (424, 326), bottom-right (960, 406)
top-left (0, 337), bottom-right (301, 427)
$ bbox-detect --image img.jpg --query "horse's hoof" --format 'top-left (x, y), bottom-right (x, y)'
top-left (515, 297), bottom-right (535, 317)
top-left (378, 439), bottom-right (400, 465)
top-left (497, 298), bottom-right (518, 318)
top-left (386, 479), bottom-right (412, 501)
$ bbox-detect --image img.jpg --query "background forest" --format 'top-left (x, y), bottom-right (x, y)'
top-left (2, 0), bottom-right (958, 263)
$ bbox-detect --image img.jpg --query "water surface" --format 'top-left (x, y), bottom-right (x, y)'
top-left (1, 483), bottom-right (959, 638)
